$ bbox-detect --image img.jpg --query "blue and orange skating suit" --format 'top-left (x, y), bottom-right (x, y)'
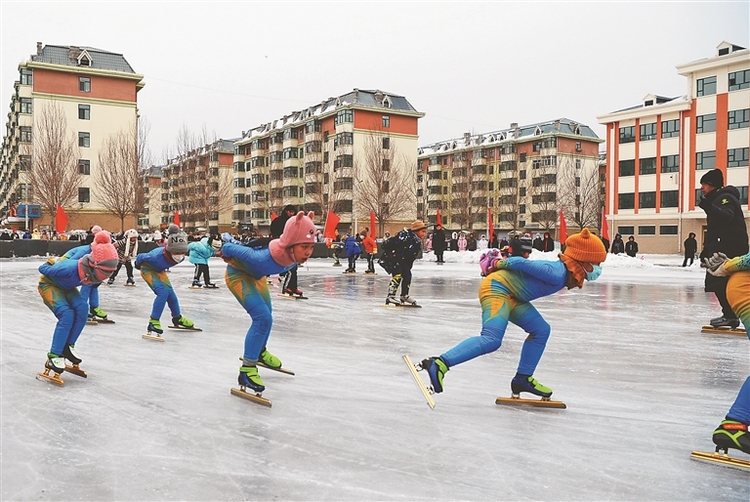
top-left (38, 258), bottom-right (89, 356)
top-left (441, 257), bottom-right (568, 376)
top-left (722, 252), bottom-right (750, 425)
top-left (134, 247), bottom-right (184, 320)
top-left (59, 243), bottom-right (102, 311)
top-left (220, 242), bottom-right (294, 362)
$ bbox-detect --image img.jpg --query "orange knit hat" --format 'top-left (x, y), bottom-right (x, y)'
top-left (563, 228), bottom-right (606, 264)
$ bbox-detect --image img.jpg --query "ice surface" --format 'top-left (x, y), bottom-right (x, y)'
top-left (2, 252), bottom-right (749, 501)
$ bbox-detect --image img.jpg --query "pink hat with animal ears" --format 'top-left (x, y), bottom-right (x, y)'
top-left (269, 211), bottom-right (316, 267)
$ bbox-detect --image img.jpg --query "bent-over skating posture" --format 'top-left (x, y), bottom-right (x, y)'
top-left (379, 220), bottom-right (427, 306)
top-left (419, 228), bottom-right (606, 400)
top-left (60, 225), bottom-right (111, 322)
top-left (37, 231), bottom-right (118, 383)
top-left (134, 224), bottom-right (194, 336)
top-left (215, 211), bottom-right (316, 394)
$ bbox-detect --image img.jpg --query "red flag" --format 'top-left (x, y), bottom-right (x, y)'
top-left (436, 208), bottom-right (442, 227)
top-left (559, 209), bottom-right (567, 245)
top-left (601, 208), bottom-right (609, 242)
top-left (173, 209), bottom-right (181, 227)
top-left (271, 211), bottom-right (278, 221)
top-left (323, 211), bottom-right (340, 239)
top-left (369, 210), bottom-right (377, 239)
top-left (55, 204), bottom-right (68, 234)
top-left (487, 207), bottom-right (494, 242)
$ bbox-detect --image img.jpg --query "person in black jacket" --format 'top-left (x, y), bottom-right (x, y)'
top-left (683, 232), bottom-right (698, 267)
top-left (432, 224), bottom-right (446, 264)
top-left (379, 221), bottom-right (427, 306)
top-left (698, 169), bottom-right (749, 328)
top-left (611, 233), bottom-right (625, 255)
top-left (541, 232), bottom-right (555, 252)
top-left (271, 205), bottom-right (303, 296)
top-left (625, 236), bottom-right (638, 257)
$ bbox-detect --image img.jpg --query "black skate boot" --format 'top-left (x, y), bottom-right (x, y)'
top-left (420, 356), bottom-right (448, 393)
top-left (713, 419), bottom-right (750, 454)
top-left (511, 373), bottom-right (553, 398)
top-left (710, 316), bottom-right (740, 329)
top-left (45, 353), bottom-right (66, 374)
top-left (62, 344), bottom-right (82, 365)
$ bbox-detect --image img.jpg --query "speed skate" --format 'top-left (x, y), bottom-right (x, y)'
top-left (402, 355), bottom-right (436, 409)
top-left (690, 449), bottom-right (750, 471)
top-left (495, 395), bottom-right (567, 409)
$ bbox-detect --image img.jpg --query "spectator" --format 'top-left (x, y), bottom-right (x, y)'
top-left (432, 224), bottom-right (446, 264)
top-left (542, 232), bottom-right (555, 252)
top-left (683, 232), bottom-right (698, 267)
top-left (625, 236), bottom-right (639, 257)
top-left (458, 233), bottom-right (467, 252)
top-left (611, 233), bottom-right (625, 255)
top-left (467, 233), bottom-right (477, 251)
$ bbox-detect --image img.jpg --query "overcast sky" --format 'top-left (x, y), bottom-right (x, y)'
top-left (1, 1), bottom-right (748, 163)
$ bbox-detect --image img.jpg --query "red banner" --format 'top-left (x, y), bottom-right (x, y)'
top-left (271, 211), bottom-right (278, 221)
top-left (55, 204), bottom-right (68, 234)
top-left (487, 207), bottom-right (494, 242)
top-left (559, 209), bottom-right (567, 245)
top-left (601, 208), bottom-right (609, 242)
top-left (436, 208), bottom-right (442, 227)
top-left (174, 210), bottom-right (181, 227)
top-left (370, 210), bottom-right (377, 239)
top-left (323, 211), bottom-right (340, 239)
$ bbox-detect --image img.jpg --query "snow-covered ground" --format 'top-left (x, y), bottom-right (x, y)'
top-left (1, 252), bottom-right (748, 501)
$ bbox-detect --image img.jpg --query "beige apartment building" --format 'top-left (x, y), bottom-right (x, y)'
top-left (0, 43), bottom-right (144, 231)
top-left (417, 118), bottom-right (603, 239)
top-left (598, 41), bottom-right (750, 253)
top-left (232, 89), bottom-right (423, 235)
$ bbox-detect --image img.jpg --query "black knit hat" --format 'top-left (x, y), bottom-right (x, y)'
top-left (509, 238), bottom-right (533, 256)
top-left (700, 169), bottom-right (723, 188)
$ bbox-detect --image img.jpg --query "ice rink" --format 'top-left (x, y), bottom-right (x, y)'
top-left (2, 251), bottom-right (749, 501)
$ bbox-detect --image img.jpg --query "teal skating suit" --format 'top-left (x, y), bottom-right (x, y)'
top-left (722, 253), bottom-right (750, 424)
top-left (38, 258), bottom-right (88, 356)
top-left (135, 247), bottom-right (184, 321)
top-left (61, 244), bottom-right (102, 312)
top-left (221, 242), bottom-right (294, 361)
top-left (441, 257), bottom-right (568, 375)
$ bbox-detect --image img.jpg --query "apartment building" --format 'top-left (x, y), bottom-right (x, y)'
top-left (159, 139), bottom-right (236, 234)
top-left (232, 89), bottom-right (423, 235)
top-left (417, 118), bottom-right (603, 238)
top-left (598, 41), bottom-right (750, 253)
top-left (0, 42), bottom-right (144, 231)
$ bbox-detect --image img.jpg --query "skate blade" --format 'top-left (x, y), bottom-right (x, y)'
top-left (381, 303), bottom-right (422, 308)
top-left (495, 396), bottom-right (566, 409)
top-left (142, 333), bottom-right (165, 341)
top-left (64, 365), bottom-right (88, 378)
top-left (690, 450), bottom-right (750, 471)
top-left (36, 369), bottom-right (64, 385)
top-left (167, 325), bottom-right (203, 331)
top-left (277, 294), bottom-right (308, 300)
top-left (230, 387), bottom-right (272, 407)
top-left (700, 326), bottom-right (745, 336)
top-left (402, 355), bottom-right (436, 409)
top-left (86, 320), bottom-right (98, 325)
top-left (238, 358), bottom-right (295, 376)
top-left (188, 286), bottom-right (203, 290)
top-left (95, 318), bottom-right (115, 324)
top-left (124, 284), bottom-right (136, 287)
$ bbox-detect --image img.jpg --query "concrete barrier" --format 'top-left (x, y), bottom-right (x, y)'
top-left (12, 240), bottom-right (47, 257)
top-left (49, 241), bottom-right (87, 257)
top-left (0, 241), bottom-right (12, 258)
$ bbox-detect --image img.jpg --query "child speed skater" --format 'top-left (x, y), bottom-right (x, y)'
top-left (59, 225), bottom-right (112, 322)
top-left (134, 224), bottom-right (194, 335)
top-left (37, 231), bottom-right (118, 380)
top-left (419, 228), bottom-right (606, 401)
top-left (213, 211), bottom-right (316, 393)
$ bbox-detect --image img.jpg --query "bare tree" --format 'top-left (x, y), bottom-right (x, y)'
top-left (449, 151), bottom-right (473, 230)
top-left (528, 156), bottom-right (559, 231)
top-left (355, 130), bottom-right (415, 236)
top-left (556, 156), bottom-right (600, 232)
top-left (496, 165), bottom-right (520, 233)
top-left (27, 102), bottom-right (82, 228)
top-left (198, 140), bottom-right (234, 229)
top-left (303, 126), bottom-right (348, 217)
top-left (96, 126), bottom-right (143, 231)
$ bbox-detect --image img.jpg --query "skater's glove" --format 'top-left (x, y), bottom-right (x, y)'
top-left (704, 252), bottom-right (729, 271)
top-left (221, 232), bottom-right (241, 245)
top-left (46, 256), bottom-right (56, 265)
top-left (480, 249), bottom-right (501, 276)
top-left (134, 261), bottom-right (142, 270)
top-left (708, 264), bottom-right (730, 277)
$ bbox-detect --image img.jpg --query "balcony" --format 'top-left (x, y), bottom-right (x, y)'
top-left (427, 163), bottom-right (442, 173)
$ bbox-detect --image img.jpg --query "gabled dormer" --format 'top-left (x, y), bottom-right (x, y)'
top-left (382, 95), bottom-right (392, 108)
top-left (77, 49), bottom-right (92, 67)
top-left (717, 41), bottom-right (746, 57)
top-left (534, 125), bottom-right (543, 136)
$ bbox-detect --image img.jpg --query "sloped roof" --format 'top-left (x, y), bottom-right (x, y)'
top-left (32, 44), bottom-right (135, 73)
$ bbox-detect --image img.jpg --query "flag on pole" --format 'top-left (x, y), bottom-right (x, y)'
top-left (369, 210), bottom-right (377, 239)
top-left (271, 210), bottom-right (278, 221)
top-left (323, 211), bottom-right (340, 240)
top-left (173, 210), bottom-right (181, 227)
top-left (55, 204), bottom-right (68, 234)
top-left (601, 208), bottom-right (609, 242)
top-left (559, 208), bottom-right (567, 245)
top-left (436, 208), bottom-right (442, 227)
top-left (487, 207), bottom-right (494, 243)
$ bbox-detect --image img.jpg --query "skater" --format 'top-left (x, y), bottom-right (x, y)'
top-left (683, 232), bottom-right (698, 267)
top-left (419, 228), bottom-right (606, 400)
top-left (134, 224), bottom-right (195, 336)
top-left (188, 235), bottom-right (217, 288)
top-left (344, 233), bottom-right (361, 272)
top-left (37, 231), bottom-right (118, 379)
top-left (698, 168), bottom-right (749, 329)
top-left (108, 229), bottom-right (138, 286)
top-left (272, 204), bottom-right (303, 296)
top-left (59, 225), bottom-right (112, 322)
top-left (361, 229), bottom-right (377, 274)
top-left (214, 211), bottom-right (316, 393)
top-left (704, 251), bottom-right (750, 454)
top-left (378, 220), bottom-right (427, 306)
top-left (432, 223), bottom-right (446, 264)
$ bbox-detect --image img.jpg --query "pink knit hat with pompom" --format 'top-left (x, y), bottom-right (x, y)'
top-left (79, 231), bottom-right (119, 283)
top-left (269, 211), bottom-right (316, 267)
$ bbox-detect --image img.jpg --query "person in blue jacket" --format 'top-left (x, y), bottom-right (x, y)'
top-left (213, 211), bottom-right (316, 393)
top-left (38, 231), bottom-right (118, 375)
top-left (135, 224), bottom-right (194, 335)
top-left (188, 236), bottom-right (217, 288)
top-left (420, 228), bottom-right (607, 400)
top-left (60, 225), bottom-right (112, 322)
top-left (343, 233), bottom-right (361, 273)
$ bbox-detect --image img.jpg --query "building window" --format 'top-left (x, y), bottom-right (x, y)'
top-left (661, 190), bottom-right (678, 208)
top-left (78, 187), bottom-right (90, 203)
top-left (728, 69), bottom-right (750, 91)
top-left (619, 159), bottom-right (635, 177)
top-left (20, 98), bottom-right (32, 114)
top-left (638, 225), bottom-right (656, 235)
top-left (728, 109), bottom-right (750, 130)
top-left (661, 154), bottom-right (679, 173)
top-left (696, 150), bottom-right (716, 170)
top-left (382, 158), bottom-right (390, 171)
top-left (78, 132), bottom-right (90, 147)
top-left (79, 77), bottom-right (91, 92)
top-left (696, 113), bottom-right (716, 133)
top-left (19, 155), bottom-right (31, 171)
top-left (382, 115), bottom-right (390, 128)
top-left (639, 191), bottom-right (656, 209)
top-left (619, 126), bottom-right (635, 144)
top-left (696, 76), bottom-right (717, 96)
top-left (78, 159), bottom-right (90, 175)
top-left (662, 119), bottom-right (680, 138)
top-left (728, 147), bottom-right (749, 168)
top-left (519, 152), bottom-right (527, 162)
top-left (618, 193), bottom-right (635, 209)
top-left (383, 137), bottom-right (390, 149)
top-left (335, 109), bottom-right (353, 125)
top-left (78, 104), bottom-right (90, 120)
top-left (233, 178), bottom-right (245, 188)
top-left (618, 226), bottom-right (635, 235)
top-left (737, 186), bottom-right (749, 205)
top-left (19, 126), bottom-right (32, 143)
top-left (660, 225), bottom-right (678, 235)
top-left (639, 157), bottom-right (657, 175)
top-left (640, 122), bottom-right (657, 141)
top-left (20, 68), bottom-right (32, 85)
top-left (575, 141), bottom-right (582, 152)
